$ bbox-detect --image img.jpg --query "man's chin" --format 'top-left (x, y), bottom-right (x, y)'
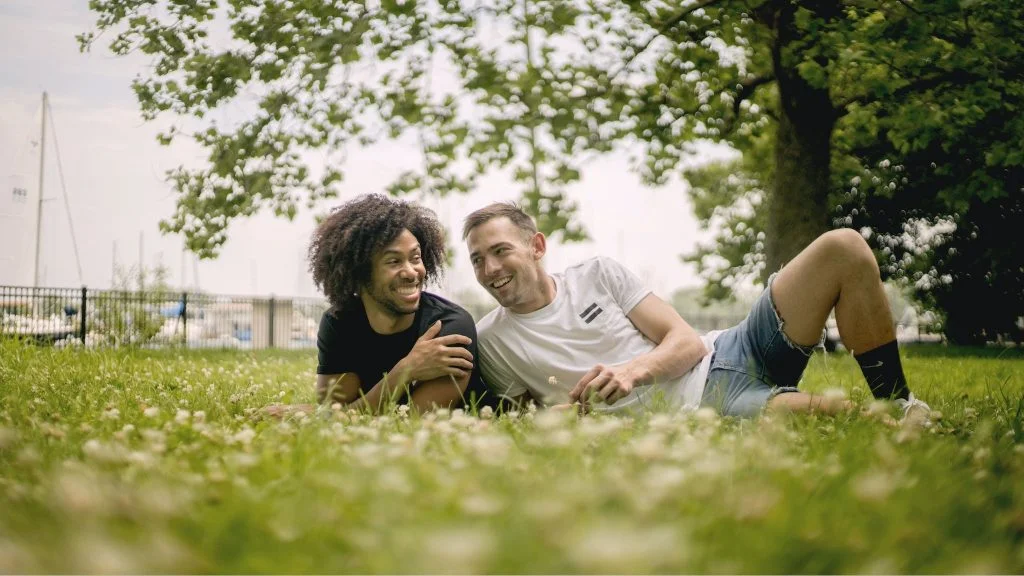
top-left (380, 298), bottom-right (419, 317)
top-left (492, 294), bottom-right (515, 309)
top-left (395, 303), bottom-right (419, 315)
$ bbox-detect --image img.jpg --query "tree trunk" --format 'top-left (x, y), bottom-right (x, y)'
top-left (765, 4), bottom-right (836, 278)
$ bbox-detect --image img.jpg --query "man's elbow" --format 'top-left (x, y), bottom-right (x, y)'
top-left (316, 376), bottom-right (350, 405)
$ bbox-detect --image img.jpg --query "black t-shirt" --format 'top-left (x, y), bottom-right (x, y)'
top-left (316, 292), bottom-right (496, 409)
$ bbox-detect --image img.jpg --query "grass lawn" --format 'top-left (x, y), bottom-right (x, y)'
top-left (1, 340), bottom-right (1022, 573)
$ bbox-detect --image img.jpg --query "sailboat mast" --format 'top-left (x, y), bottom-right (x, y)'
top-left (33, 91), bottom-right (48, 287)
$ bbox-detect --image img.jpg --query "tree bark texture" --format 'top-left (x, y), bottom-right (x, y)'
top-left (765, 2), bottom-right (836, 278)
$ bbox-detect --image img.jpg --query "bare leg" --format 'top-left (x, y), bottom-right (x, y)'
top-left (769, 229), bottom-right (895, 354)
top-left (766, 392), bottom-right (852, 415)
top-left (766, 392), bottom-right (899, 426)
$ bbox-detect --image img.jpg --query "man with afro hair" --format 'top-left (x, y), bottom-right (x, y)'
top-left (275, 194), bottom-right (495, 415)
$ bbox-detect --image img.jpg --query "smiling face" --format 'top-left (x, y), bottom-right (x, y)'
top-left (361, 229), bottom-right (426, 331)
top-left (467, 216), bottom-right (551, 314)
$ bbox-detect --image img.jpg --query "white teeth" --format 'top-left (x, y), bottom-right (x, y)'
top-left (396, 285), bottom-right (419, 295)
top-left (491, 276), bottom-right (512, 289)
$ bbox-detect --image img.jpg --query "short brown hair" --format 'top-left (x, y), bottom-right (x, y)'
top-left (462, 202), bottom-right (538, 240)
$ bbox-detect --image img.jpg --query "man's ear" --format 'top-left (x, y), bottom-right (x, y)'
top-left (530, 232), bottom-right (547, 261)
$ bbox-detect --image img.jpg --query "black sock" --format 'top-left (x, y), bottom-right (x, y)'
top-left (855, 340), bottom-right (910, 401)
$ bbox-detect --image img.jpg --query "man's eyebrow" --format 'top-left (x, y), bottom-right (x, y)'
top-left (470, 242), bottom-right (512, 258)
top-left (381, 246), bottom-right (421, 257)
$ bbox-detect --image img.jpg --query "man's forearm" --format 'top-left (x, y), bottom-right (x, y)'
top-left (339, 360), bottom-right (416, 414)
top-left (626, 329), bottom-right (708, 385)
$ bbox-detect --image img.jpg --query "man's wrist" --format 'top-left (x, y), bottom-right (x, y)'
top-left (624, 362), bottom-right (652, 387)
top-left (391, 358), bottom-right (416, 387)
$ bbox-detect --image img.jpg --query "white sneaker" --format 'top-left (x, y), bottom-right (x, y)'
top-left (895, 393), bottom-right (932, 428)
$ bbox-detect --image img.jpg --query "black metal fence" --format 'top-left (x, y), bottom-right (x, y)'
top-left (0, 286), bottom-right (328, 349)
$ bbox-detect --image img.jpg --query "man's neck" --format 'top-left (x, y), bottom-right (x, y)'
top-left (361, 297), bottom-right (415, 335)
top-left (510, 273), bottom-right (557, 315)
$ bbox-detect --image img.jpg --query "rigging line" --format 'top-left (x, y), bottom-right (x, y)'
top-left (44, 97), bottom-right (85, 286)
top-left (13, 102), bottom-right (45, 170)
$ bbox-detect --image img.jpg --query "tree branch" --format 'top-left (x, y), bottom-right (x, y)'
top-left (608, 0), bottom-right (729, 84)
top-left (722, 74), bottom-right (775, 133)
top-left (837, 68), bottom-right (986, 113)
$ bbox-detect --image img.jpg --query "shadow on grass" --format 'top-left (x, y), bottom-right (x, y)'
top-left (901, 344), bottom-right (1024, 359)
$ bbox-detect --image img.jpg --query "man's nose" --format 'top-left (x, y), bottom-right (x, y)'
top-left (399, 261), bottom-right (418, 278)
top-left (483, 256), bottom-right (500, 277)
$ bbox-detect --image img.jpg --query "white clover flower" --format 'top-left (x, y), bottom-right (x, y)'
top-left (479, 406), bottom-right (494, 420)
top-left (460, 494), bottom-right (505, 516)
top-left (55, 471), bottom-right (104, 513)
top-left (450, 410), bottom-right (477, 429)
top-left (630, 432), bottom-right (667, 460)
top-left (569, 524), bottom-right (683, 572)
top-left (192, 410), bottom-right (206, 422)
top-left (420, 528), bottom-right (496, 573)
top-left (469, 434), bottom-right (512, 466)
top-left (546, 429), bottom-right (573, 447)
top-left (578, 417), bottom-right (625, 439)
top-left (229, 427), bottom-right (257, 446)
top-left (694, 406), bottom-right (719, 424)
top-left (643, 464), bottom-right (687, 492)
top-left (174, 409), bottom-right (190, 424)
top-left (127, 451), bottom-right (156, 469)
top-left (851, 470), bottom-right (896, 502)
top-left (101, 408), bottom-right (120, 421)
top-left (226, 453), bottom-right (259, 469)
top-left (533, 409), bottom-right (571, 431)
top-left (143, 407), bottom-right (159, 418)
top-left (377, 468), bottom-right (412, 495)
top-left (81, 439), bottom-right (127, 464)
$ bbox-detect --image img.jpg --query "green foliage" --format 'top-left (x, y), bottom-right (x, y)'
top-left (81, 0), bottom-right (1024, 341)
top-left (1, 342), bottom-right (1023, 572)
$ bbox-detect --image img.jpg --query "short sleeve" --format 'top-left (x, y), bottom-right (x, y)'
top-left (435, 308), bottom-right (478, 355)
top-left (597, 256), bottom-right (650, 314)
top-left (316, 312), bottom-right (349, 375)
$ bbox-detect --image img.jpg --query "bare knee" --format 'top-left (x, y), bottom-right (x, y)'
top-left (819, 229), bottom-right (878, 279)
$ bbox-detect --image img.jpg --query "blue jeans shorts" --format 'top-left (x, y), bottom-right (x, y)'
top-left (699, 274), bottom-right (823, 417)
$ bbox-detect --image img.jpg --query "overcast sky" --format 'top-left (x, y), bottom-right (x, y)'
top-left (0, 0), bottom-right (732, 303)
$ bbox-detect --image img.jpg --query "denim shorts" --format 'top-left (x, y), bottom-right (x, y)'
top-left (699, 274), bottom-right (823, 417)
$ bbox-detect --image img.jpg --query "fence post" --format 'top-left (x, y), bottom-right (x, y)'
top-left (80, 286), bottom-right (87, 344)
top-left (181, 292), bottom-right (188, 349)
top-left (268, 295), bottom-right (275, 349)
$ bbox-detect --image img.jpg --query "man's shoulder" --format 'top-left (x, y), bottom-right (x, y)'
top-left (419, 292), bottom-right (476, 332)
top-left (420, 291), bottom-right (472, 317)
top-left (475, 305), bottom-right (509, 340)
top-left (563, 255), bottom-right (622, 280)
top-left (319, 304), bottom-right (359, 331)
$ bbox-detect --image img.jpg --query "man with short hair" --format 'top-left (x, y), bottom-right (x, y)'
top-left (270, 194), bottom-right (494, 416)
top-left (464, 202), bottom-right (929, 421)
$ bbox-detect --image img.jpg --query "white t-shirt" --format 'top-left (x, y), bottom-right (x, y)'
top-left (476, 256), bottom-right (722, 414)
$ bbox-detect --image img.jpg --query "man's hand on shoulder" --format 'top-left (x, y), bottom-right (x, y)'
top-left (568, 363), bottom-right (645, 406)
top-left (396, 320), bottom-right (474, 382)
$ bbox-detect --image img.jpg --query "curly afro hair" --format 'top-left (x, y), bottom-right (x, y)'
top-left (308, 194), bottom-right (447, 311)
